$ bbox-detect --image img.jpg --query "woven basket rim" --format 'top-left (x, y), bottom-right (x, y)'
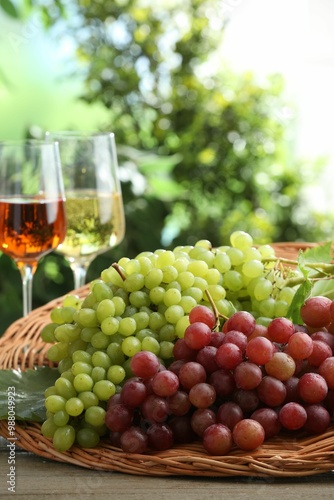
top-left (1, 241), bottom-right (334, 477)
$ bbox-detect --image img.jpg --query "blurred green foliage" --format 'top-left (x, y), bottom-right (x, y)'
top-left (0, 0), bottom-right (331, 335)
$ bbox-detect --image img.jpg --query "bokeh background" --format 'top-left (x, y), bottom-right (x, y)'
top-left (1, 0), bottom-right (334, 334)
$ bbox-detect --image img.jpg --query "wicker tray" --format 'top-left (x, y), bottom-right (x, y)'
top-left (1, 242), bottom-right (334, 478)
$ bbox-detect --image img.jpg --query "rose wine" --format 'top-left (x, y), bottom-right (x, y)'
top-left (0, 198), bottom-right (67, 262)
top-left (56, 190), bottom-right (125, 262)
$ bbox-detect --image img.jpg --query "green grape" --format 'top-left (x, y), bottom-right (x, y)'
top-left (215, 299), bottom-right (235, 318)
top-left (223, 270), bottom-right (244, 292)
top-left (274, 300), bottom-right (289, 318)
top-left (173, 258), bottom-right (189, 273)
top-left (78, 391), bottom-right (99, 409)
top-left (205, 268), bottom-right (221, 285)
top-left (156, 250), bottom-right (175, 268)
top-left (60, 370), bottom-right (75, 383)
top-left (107, 365), bottom-right (126, 385)
top-left (101, 266), bottom-right (125, 287)
top-left (141, 335), bottom-right (160, 355)
top-left (230, 230), bottom-right (253, 249)
top-left (123, 305), bottom-right (138, 318)
top-left (75, 308), bottom-right (99, 328)
top-left (65, 397), bottom-right (85, 417)
top-left (161, 265), bottom-right (178, 283)
top-left (68, 339), bottom-right (88, 357)
top-left (179, 295), bottom-right (197, 314)
top-left (132, 311), bottom-right (150, 331)
top-left (165, 280), bottom-right (182, 291)
top-left (258, 297), bottom-right (276, 318)
top-left (124, 273), bottom-right (145, 292)
top-left (205, 284), bottom-right (226, 301)
top-left (148, 312), bottom-right (166, 331)
top-left (135, 328), bottom-right (159, 342)
top-left (175, 315), bottom-right (190, 338)
top-left (226, 247), bottom-right (245, 266)
top-left (55, 377), bottom-right (77, 399)
top-left (73, 373), bottom-right (94, 392)
top-left (90, 331), bottom-right (110, 349)
top-left (158, 323), bottom-right (175, 341)
top-left (41, 417), bottom-right (58, 438)
top-left (76, 427), bottom-right (100, 448)
top-left (40, 323), bottom-right (58, 343)
top-left (91, 366), bottom-right (106, 382)
top-left (243, 247), bottom-right (262, 262)
top-left (257, 244), bottom-right (275, 259)
top-left (84, 406), bottom-right (106, 427)
top-left (182, 286), bottom-right (203, 302)
top-left (44, 386), bottom-right (57, 398)
top-left (45, 395), bottom-right (67, 413)
top-left (93, 380), bottom-right (116, 401)
top-left (54, 324), bottom-right (81, 343)
top-left (111, 296), bottom-right (127, 316)
top-left (121, 336), bottom-right (142, 357)
top-left (177, 271), bottom-right (195, 290)
top-left (242, 259), bottom-right (264, 279)
top-left (80, 292), bottom-right (97, 309)
top-left (57, 357), bottom-right (73, 374)
top-left (53, 425), bottom-right (76, 452)
top-left (159, 340), bottom-right (174, 359)
top-left (253, 278), bottom-right (273, 301)
top-left (213, 251), bottom-right (231, 273)
top-left (72, 350), bottom-right (92, 364)
top-left (192, 277), bottom-right (208, 292)
top-left (101, 316), bottom-right (119, 336)
top-left (163, 288), bottom-right (182, 306)
top-left (149, 286), bottom-right (165, 305)
top-left (164, 305), bottom-right (185, 324)
top-left (125, 258), bottom-right (141, 275)
top-left (118, 256), bottom-right (130, 268)
top-left (71, 361), bottom-right (92, 376)
top-left (144, 268), bottom-right (163, 289)
top-left (118, 317), bottom-right (137, 336)
top-left (106, 343), bottom-right (125, 365)
top-left (91, 281), bottom-right (114, 302)
top-left (138, 256), bottom-right (153, 275)
top-left (129, 290), bottom-right (150, 308)
top-left (96, 299), bottom-right (116, 323)
top-left (187, 260), bottom-right (209, 278)
top-left (80, 327), bottom-right (100, 343)
top-left (278, 286), bottom-right (296, 304)
top-left (91, 351), bottom-right (112, 370)
top-left (47, 342), bottom-right (69, 362)
top-left (62, 294), bottom-right (82, 309)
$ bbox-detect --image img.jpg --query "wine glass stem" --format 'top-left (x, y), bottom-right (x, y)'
top-left (18, 263), bottom-right (35, 316)
top-left (70, 263), bottom-right (89, 290)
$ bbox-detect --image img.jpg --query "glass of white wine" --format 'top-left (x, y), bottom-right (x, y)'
top-left (45, 131), bottom-right (126, 290)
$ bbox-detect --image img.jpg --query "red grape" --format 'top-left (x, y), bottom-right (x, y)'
top-left (196, 345), bottom-right (219, 374)
top-left (151, 370), bottom-right (179, 397)
top-left (120, 426), bottom-right (148, 453)
top-left (209, 369), bottom-right (236, 398)
top-left (303, 404), bottom-right (331, 434)
top-left (251, 408), bottom-right (281, 439)
top-left (234, 361), bottom-right (263, 390)
top-left (307, 340), bottom-right (332, 367)
top-left (105, 404), bottom-right (133, 433)
top-left (184, 321), bottom-right (212, 350)
top-left (147, 423), bottom-right (174, 450)
top-left (232, 419), bottom-right (265, 451)
top-left (130, 350), bottom-right (160, 379)
top-left (224, 311), bottom-right (256, 337)
top-left (300, 296), bottom-right (332, 328)
top-left (279, 402), bottom-right (307, 430)
top-left (120, 378), bottom-right (147, 408)
top-left (216, 401), bottom-right (243, 430)
top-left (298, 372), bottom-right (328, 404)
top-left (191, 408), bottom-right (216, 437)
top-left (203, 424), bottom-right (233, 455)
top-left (215, 342), bottom-right (243, 370)
top-left (141, 394), bottom-right (169, 423)
top-left (267, 317), bottom-right (295, 343)
top-left (264, 352), bottom-right (296, 381)
top-left (246, 336), bottom-right (274, 365)
top-left (257, 376), bottom-right (287, 407)
top-left (188, 382), bottom-right (216, 409)
top-left (178, 361), bottom-right (206, 390)
top-left (189, 305), bottom-right (215, 329)
top-left (168, 390), bottom-right (192, 416)
top-left (287, 332), bottom-right (313, 360)
top-left (318, 356), bottom-right (334, 389)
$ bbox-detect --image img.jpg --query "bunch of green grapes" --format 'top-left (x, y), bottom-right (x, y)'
top-left (40, 231), bottom-right (300, 452)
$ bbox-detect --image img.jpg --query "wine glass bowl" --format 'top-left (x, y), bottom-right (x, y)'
top-left (46, 131), bottom-right (125, 289)
top-left (0, 140), bottom-right (67, 316)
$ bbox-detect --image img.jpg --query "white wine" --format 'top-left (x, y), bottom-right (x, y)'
top-left (57, 189), bottom-right (125, 262)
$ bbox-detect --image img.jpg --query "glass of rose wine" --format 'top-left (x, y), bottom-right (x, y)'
top-left (45, 131), bottom-right (126, 290)
top-left (0, 140), bottom-right (67, 316)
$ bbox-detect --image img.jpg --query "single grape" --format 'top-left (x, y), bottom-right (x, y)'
top-left (298, 372), bottom-right (328, 404)
top-left (141, 394), bottom-right (169, 423)
top-left (303, 404), bottom-right (331, 434)
top-left (151, 370), bottom-right (179, 397)
top-left (189, 305), bottom-right (216, 329)
top-left (300, 296), bottom-right (332, 328)
top-left (251, 408), bottom-right (281, 439)
top-left (105, 404), bottom-right (134, 433)
top-left (184, 321), bottom-right (212, 350)
top-left (52, 425), bottom-right (76, 452)
top-left (232, 419), bottom-right (265, 451)
top-left (216, 401), bottom-right (243, 430)
top-left (188, 382), bottom-right (216, 409)
top-left (203, 424), bottom-right (233, 455)
top-left (234, 361), bottom-right (263, 390)
top-left (147, 423), bottom-right (174, 450)
top-left (130, 350), bottom-right (160, 379)
top-left (279, 402), bottom-right (307, 430)
top-left (215, 342), bottom-right (243, 370)
top-left (264, 352), bottom-right (296, 381)
top-left (119, 426), bottom-right (148, 453)
top-left (178, 361), bottom-right (207, 390)
top-left (267, 317), bottom-right (295, 344)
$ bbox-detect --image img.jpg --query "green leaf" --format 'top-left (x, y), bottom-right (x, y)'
top-left (0, 0), bottom-right (18, 18)
top-left (286, 279), bottom-right (312, 324)
top-left (0, 367), bottom-right (59, 422)
top-left (302, 242), bottom-right (333, 264)
top-left (311, 279), bottom-right (334, 299)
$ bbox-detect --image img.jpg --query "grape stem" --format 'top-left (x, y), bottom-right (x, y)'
top-left (111, 262), bottom-right (126, 281)
top-left (265, 257), bottom-right (334, 274)
top-left (204, 289), bottom-right (228, 331)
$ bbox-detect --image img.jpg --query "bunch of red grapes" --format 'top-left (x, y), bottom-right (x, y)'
top-left (105, 296), bottom-right (334, 455)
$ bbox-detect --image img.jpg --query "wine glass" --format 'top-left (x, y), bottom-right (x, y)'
top-left (0, 140), bottom-right (67, 316)
top-left (45, 131), bottom-right (126, 290)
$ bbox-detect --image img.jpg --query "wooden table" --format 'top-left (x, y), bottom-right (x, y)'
top-left (1, 438), bottom-right (334, 500)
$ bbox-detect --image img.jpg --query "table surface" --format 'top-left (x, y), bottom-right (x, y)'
top-left (1, 438), bottom-right (334, 500)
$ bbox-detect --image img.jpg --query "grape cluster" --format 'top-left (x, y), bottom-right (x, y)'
top-left (106, 299), bottom-right (334, 455)
top-left (39, 231), bottom-right (310, 453)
